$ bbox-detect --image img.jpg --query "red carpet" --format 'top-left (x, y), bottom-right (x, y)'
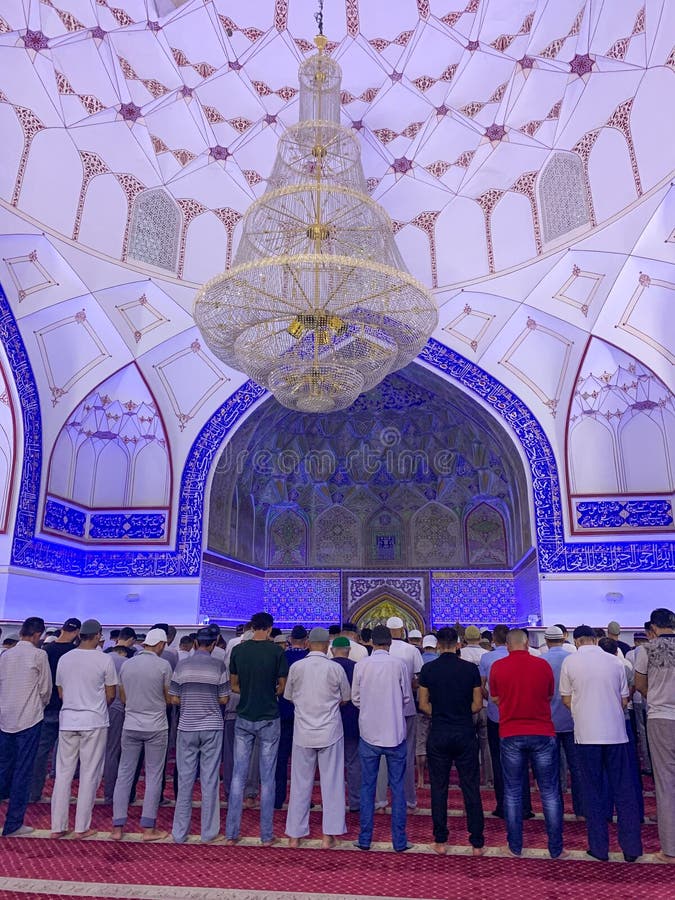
top-left (0, 774), bottom-right (665, 899)
top-left (0, 839), bottom-right (672, 900)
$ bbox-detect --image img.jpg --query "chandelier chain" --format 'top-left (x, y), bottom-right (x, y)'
top-left (314, 0), bottom-right (324, 36)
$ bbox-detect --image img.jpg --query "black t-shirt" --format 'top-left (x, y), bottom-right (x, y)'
top-left (44, 641), bottom-right (76, 713)
top-left (229, 640), bottom-right (289, 721)
top-left (418, 652), bottom-right (481, 729)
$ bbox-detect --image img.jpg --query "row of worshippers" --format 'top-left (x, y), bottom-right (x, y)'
top-left (0, 610), bottom-right (673, 865)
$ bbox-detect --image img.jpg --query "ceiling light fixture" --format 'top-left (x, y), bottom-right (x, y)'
top-left (194, 3), bottom-right (437, 412)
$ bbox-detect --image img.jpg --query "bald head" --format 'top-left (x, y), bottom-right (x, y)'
top-left (506, 629), bottom-right (528, 650)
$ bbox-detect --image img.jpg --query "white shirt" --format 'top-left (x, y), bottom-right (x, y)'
top-left (352, 649), bottom-right (411, 747)
top-left (460, 645), bottom-right (488, 666)
top-left (528, 646), bottom-right (542, 656)
top-left (56, 648), bottom-right (118, 730)
top-left (0, 640), bottom-right (52, 733)
top-left (283, 651), bottom-right (350, 748)
top-left (388, 639), bottom-right (422, 717)
top-left (559, 645), bottom-right (628, 744)
top-left (211, 645), bottom-right (227, 665)
top-left (224, 635), bottom-right (243, 669)
top-left (329, 638), bottom-right (368, 663)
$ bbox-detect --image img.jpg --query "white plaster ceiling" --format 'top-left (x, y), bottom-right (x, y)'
top-left (0, 0), bottom-right (673, 472)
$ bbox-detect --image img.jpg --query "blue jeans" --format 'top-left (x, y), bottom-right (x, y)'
top-left (0, 722), bottom-right (42, 835)
top-left (501, 734), bottom-right (563, 857)
top-left (225, 717), bottom-right (280, 843)
top-left (358, 738), bottom-right (408, 851)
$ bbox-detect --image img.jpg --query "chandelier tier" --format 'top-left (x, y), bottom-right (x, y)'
top-left (194, 36), bottom-right (438, 413)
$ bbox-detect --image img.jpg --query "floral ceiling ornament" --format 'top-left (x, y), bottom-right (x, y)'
top-left (194, 16), bottom-right (437, 413)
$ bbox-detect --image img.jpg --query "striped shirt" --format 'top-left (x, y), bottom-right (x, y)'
top-left (0, 640), bottom-right (52, 733)
top-left (169, 650), bottom-right (230, 731)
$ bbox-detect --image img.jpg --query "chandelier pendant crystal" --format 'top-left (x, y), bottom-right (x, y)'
top-left (194, 35), bottom-right (438, 412)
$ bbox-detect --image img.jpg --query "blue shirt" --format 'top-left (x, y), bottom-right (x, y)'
top-left (421, 651), bottom-right (437, 666)
top-left (479, 646), bottom-right (509, 722)
top-left (277, 647), bottom-right (309, 719)
top-left (544, 647), bottom-right (574, 733)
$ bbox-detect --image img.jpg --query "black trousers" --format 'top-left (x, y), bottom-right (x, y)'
top-left (427, 724), bottom-right (484, 848)
top-left (29, 714), bottom-right (59, 802)
top-left (274, 718), bottom-right (294, 809)
top-left (487, 717), bottom-right (532, 816)
top-left (577, 743), bottom-right (642, 860)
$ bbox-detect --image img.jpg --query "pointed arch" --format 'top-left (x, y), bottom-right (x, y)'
top-left (464, 502), bottom-right (508, 567)
top-left (43, 361), bottom-right (172, 543)
top-left (313, 505), bottom-right (361, 567)
top-left (411, 501), bottom-right (462, 567)
top-left (267, 507), bottom-right (308, 567)
top-left (566, 336), bottom-right (675, 533)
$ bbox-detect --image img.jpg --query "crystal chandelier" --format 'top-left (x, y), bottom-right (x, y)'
top-left (194, 30), bottom-right (437, 413)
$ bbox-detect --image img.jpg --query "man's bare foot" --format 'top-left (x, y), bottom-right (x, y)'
top-left (244, 797), bottom-right (256, 808)
top-left (655, 851), bottom-right (675, 864)
top-left (552, 850), bottom-right (571, 860)
top-left (111, 827), bottom-right (123, 841)
top-left (261, 837), bottom-right (279, 847)
top-left (50, 831), bottom-right (69, 839)
top-left (288, 837), bottom-right (300, 849)
top-left (201, 834), bottom-right (225, 845)
top-left (224, 837), bottom-right (241, 846)
top-left (142, 828), bottom-right (168, 842)
top-left (430, 842), bottom-right (447, 855)
top-left (504, 846), bottom-right (522, 858)
top-left (322, 835), bottom-right (337, 849)
top-left (375, 806), bottom-right (386, 815)
top-left (75, 829), bottom-right (98, 839)
top-left (472, 846), bottom-right (485, 856)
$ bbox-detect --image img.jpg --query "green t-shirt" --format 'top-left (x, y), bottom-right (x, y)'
top-left (229, 640), bottom-right (289, 721)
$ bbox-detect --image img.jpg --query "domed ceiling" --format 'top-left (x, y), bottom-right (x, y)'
top-left (0, 0), bottom-right (673, 540)
top-left (209, 363), bottom-right (532, 569)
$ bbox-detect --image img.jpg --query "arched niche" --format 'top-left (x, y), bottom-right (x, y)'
top-left (267, 507), bottom-right (308, 567)
top-left (568, 416), bottom-right (619, 494)
top-left (411, 501), bottom-right (462, 567)
top-left (43, 362), bottom-right (172, 542)
top-left (207, 363), bottom-right (534, 572)
top-left (351, 590), bottom-right (425, 634)
top-left (566, 336), bottom-right (675, 532)
top-left (620, 414), bottom-right (669, 493)
top-left (464, 502), bottom-right (508, 567)
top-left (313, 505), bottom-right (361, 567)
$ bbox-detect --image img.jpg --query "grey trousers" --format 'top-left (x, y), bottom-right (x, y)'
top-left (103, 705), bottom-right (124, 802)
top-left (648, 718), bottom-right (675, 856)
top-left (172, 729), bottom-right (222, 843)
top-left (112, 729), bottom-right (168, 828)
top-left (285, 739), bottom-right (346, 838)
top-left (376, 714), bottom-right (417, 808)
top-left (344, 734), bottom-right (361, 811)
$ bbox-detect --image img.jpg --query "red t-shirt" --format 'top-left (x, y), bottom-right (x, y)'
top-left (489, 651), bottom-right (555, 738)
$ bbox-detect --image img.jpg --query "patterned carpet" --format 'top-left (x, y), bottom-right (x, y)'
top-left (0, 779), bottom-right (668, 899)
